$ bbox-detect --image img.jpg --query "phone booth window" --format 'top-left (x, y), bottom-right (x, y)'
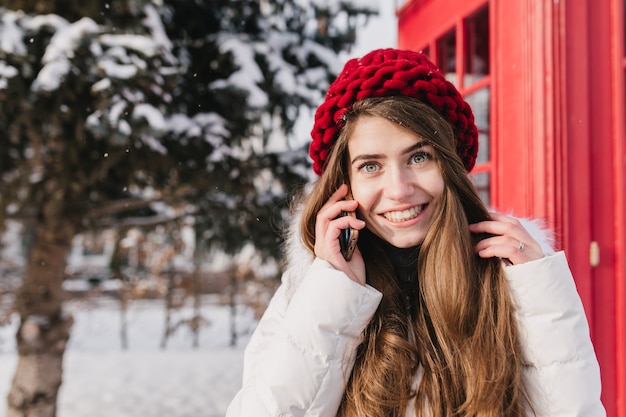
top-left (465, 7), bottom-right (490, 85)
top-left (465, 86), bottom-right (491, 206)
top-left (404, 2), bottom-right (491, 205)
top-left (431, 5), bottom-right (491, 205)
top-left (463, 7), bottom-right (491, 206)
top-left (437, 29), bottom-right (457, 85)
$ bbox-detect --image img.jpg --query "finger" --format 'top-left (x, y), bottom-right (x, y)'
top-left (329, 216), bottom-right (365, 236)
top-left (317, 201), bottom-right (360, 235)
top-left (318, 187), bottom-right (359, 221)
top-left (475, 232), bottom-right (543, 264)
top-left (321, 184), bottom-right (349, 209)
top-left (474, 235), bottom-right (519, 256)
top-left (469, 218), bottom-right (521, 237)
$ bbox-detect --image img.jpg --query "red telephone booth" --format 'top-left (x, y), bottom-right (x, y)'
top-left (397, 0), bottom-right (626, 415)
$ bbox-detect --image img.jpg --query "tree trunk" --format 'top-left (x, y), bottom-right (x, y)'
top-left (229, 268), bottom-right (238, 347)
top-left (192, 269), bottom-right (201, 349)
top-left (6, 215), bottom-right (75, 417)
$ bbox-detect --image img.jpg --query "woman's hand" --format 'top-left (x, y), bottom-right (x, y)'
top-left (469, 212), bottom-right (544, 265)
top-left (314, 184), bottom-right (367, 285)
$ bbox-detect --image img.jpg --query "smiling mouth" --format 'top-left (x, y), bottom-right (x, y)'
top-left (382, 205), bottom-right (425, 222)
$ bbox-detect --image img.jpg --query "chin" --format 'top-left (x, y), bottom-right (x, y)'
top-left (368, 224), bottom-right (427, 248)
top-left (386, 235), bottom-right (425, 249)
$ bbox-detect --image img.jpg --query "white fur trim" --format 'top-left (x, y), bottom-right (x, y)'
top-left (517, 217), bottom-right (555, 255)
top-left (282, 204), bottom-right (315, 301)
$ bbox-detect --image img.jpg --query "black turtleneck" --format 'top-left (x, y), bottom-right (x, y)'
top-left (381, 240), bottom-right (420, 310)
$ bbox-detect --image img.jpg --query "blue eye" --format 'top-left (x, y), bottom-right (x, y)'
top-left (359, 162), bottom-right (379, 173)
top-left (411, 151), bottom-right (430, 164)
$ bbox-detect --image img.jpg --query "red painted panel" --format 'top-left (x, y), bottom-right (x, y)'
top-left (610, 4), bottom-right (626, 416)
top-left (561, 0), bottom-right (594, 320)
top-left (491, 0), bottom-right (533, 218)
top-left (578, 0), bottom-right (625, 415)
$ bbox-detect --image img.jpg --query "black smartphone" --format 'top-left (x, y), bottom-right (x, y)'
top-left (339, 191), bottom-right (359, 261)
top-left (339, 214), bottom-right (359, 261)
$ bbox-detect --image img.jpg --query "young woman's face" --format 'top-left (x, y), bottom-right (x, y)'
top-left (348, 115), bottom-right (445, 248)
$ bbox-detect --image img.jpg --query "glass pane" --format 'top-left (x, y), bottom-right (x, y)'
top-left (464, 87), bottom-right (490, 164)
top-left (464, 6), bottom-right (490, 85)
top-left (437, 29), bottom-right (457, 85)
top-left (470, 171), bottom-right (490, 207)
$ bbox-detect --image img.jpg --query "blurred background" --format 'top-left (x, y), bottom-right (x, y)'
top-left (0, 1), bottom-right (396, 416)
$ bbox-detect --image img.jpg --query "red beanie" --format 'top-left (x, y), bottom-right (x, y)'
top-left (309, 48), bottom-right (479, 176)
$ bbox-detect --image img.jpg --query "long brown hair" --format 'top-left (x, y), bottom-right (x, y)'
top-left (298, 96), bottom-right (530, 417)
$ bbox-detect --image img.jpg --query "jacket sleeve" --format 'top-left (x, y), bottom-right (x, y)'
top-left (226, 258), bottom-right (383, 417)
top-left (505, 251), bottom-right (606, 417)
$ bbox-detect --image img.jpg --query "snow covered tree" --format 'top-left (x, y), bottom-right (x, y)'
top-left (0, 2), bottom-right (182, 416)
top-left (1, 0), bottom-right (377, 415)
top-left (157, 0), bottom-right (378, 260)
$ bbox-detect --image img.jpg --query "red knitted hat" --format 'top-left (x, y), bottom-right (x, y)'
top-left (309, 48), bottom-right (479, 176)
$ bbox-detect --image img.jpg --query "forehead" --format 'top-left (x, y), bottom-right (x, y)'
top-left (347, 115), bottom-right (429, 153)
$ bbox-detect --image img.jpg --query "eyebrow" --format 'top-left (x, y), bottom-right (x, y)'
top-left (350, 141), bottom-right (429, 165)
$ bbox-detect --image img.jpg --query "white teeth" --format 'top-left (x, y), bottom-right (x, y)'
top-left (383, 206), bottom-right (423, 222)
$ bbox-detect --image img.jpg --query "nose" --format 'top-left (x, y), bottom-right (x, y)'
top-left (384, 166), bottom-right (415, 201)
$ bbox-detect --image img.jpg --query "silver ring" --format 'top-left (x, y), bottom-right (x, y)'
top-left (518, 241), bottom-right (525, 252)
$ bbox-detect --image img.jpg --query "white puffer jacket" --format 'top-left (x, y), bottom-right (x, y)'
top-left (226, 218), bottom-right (606, 417)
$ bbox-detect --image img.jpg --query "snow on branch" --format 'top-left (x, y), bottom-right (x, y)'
top-left (33, 17), bottom-right (99, 92)
top-left (211, 35), bottom-right (269, 108)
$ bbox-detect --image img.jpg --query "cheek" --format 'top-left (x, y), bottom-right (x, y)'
top-left (430, 175), bottom-right (445, 196)
top-left (350, 183), bottom-right (375, 214)
top-left (423, 168), bottom-right (445, 196)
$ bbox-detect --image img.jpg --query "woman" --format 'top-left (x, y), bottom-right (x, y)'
top-left (226, 49), bottom-right (605, 417)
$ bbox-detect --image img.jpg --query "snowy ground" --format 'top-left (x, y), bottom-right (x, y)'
top-left (0, 297), bottom-right (255, 417)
